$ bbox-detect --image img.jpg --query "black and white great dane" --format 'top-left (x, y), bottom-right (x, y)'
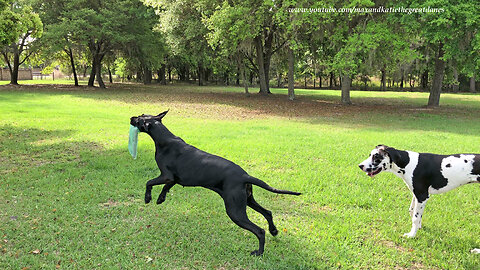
top-left (359, 145), bottom-right (480, 253)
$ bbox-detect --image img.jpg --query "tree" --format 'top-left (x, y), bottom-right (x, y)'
top-left (35, 0), bottom-right (90, 86)
top-left (398, 0), bottom-right (479, 106)
top-left (326, 0), bottom-right (386, 104)
top-left (42, 0), bottom-right (163, 88)
top-left (0, 0), bottom-right (20, 46)
top-left (117, 1), bottom-right (166, 85)
top-left (206, 0), bottom-right (290, 94)
top-left (1, 1), bottom-right (42, 85)
top-left (147, 0), bottom-right (214, 86)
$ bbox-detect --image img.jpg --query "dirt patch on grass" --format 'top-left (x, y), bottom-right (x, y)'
top-left (379, 239), bottom-right (412, 253)
top-left (394, 262), bottom-right (440, 270)
top-left (99, 197), bottom-right (140, 208)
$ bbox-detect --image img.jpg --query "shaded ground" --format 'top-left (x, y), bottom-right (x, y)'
top-left (1, 83), bottom-right (478, 122)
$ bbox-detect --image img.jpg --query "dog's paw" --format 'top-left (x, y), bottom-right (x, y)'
top-left (403, 232), bottom-right (416, 238)
top-left (250, 250), bottom-right (263, 256)
top-left (471, 248), bottom-right (480, 254)
top-left (156, 194), bottom-right (166, 205)
top-left (157, 193), bottom-right (167, 204)
top-left (145, 193), bottom-right (152, 204)
top-left (269, 227), bottom-right (278, 236)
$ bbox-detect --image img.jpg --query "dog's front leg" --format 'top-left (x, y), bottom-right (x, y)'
top-left (409, 195), bottom-right (415, 217)
top-left (145, 175), bottom-right (169, 204)
top-left (403, 196), bottom-right (428, 238)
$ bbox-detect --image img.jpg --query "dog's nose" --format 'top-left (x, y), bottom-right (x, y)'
top-left (359, 164), bottom-right (364, 170)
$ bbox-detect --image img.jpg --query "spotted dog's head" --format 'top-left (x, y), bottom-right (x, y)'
top-left (358, 145), bottom-right (392, 177)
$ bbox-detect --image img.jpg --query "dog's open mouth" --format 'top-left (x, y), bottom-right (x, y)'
top-left (367, 168), bottom-right (382, 177)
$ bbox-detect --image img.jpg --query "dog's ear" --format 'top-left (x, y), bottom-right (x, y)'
top-left (376, 145), bottom-right (388, 156)
top-left (155, 110), bottom-right (169, 120)
top-left (384, 147), bottom-right (409, 168)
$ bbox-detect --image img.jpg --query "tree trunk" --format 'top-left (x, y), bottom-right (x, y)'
top-left (95, 55), bottom-right (105, 88)
top-left (287, 46), bottom-right (295, 100)
top-left (254, 36), bottom-right (268, 94)
top-left (381, 67), bottom-right (386, 91)
top-left (240, 60), bottom-right (249, 94)
top-left (205, 68), bottom-right (210, 82)
top-left (400, 70), bottom-right (404, 89)
top-left (108, 66), bottom-right (113, 83)
top-left (263, 34), bottom-right (273, 94)
top-left (158, 64), bottom-right (166, 85)
top-left (421, 70), bottom-right (428, 90)
top-left (277, 72), bottom-right (282, 88)
top-left (143, 66), bottom-right (152, 84)
top-left (198, 64), bottom-right (203, 86)
top-left (168, 66), bottom-right (172, 82)
top-left (452, 64), bottom-right (459, 92)
top-left (235, 66), bottom-right (240, 86)
top-left (470, 75), bottom-right (476, 93)
top-left (66, 47), bottom-right (79, 86)
top-left (9, 48), bottom-right (20, 85)
top-left (87, 40), bottom-right (106, 87)
top-left (341, 73), bottom-right (352, 105)
top-left (428, 42), bottom-right (445, 107)
top-left (329, 72), bottom-right (334, 88)
top-left (88, 60), bottom-right (96, 86)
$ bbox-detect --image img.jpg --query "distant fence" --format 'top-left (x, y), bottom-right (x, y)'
top-left (0, 68), bottom-right (66, 81)
top-left (0, 68), bottom-right (33, 81)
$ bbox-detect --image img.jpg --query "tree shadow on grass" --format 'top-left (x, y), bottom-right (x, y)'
top-left (0, 125), bottom-right (103, 174)
top-left (5, 83), bottom-right (479, 137)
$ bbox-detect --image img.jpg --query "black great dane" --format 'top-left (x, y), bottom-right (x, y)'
top-left (130, 111), bottom-right (301, 256)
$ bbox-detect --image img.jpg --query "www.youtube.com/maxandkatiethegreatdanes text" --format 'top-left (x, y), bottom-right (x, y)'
top-left (288, 6), bottom-right (445, 14)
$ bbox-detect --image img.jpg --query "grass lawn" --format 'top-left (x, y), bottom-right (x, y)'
top-left (1, 82), bottom-right (480, 269)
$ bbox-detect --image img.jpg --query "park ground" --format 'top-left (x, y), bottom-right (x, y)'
top-left (1, 82), bottom-right (480, 269)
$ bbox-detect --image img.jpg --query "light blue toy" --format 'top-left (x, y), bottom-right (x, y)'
top-left (128, 125), bottom-right (140, 159)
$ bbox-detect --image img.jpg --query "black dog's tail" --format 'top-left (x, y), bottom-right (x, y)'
top-left (246, 176), bottom-right (301, 195)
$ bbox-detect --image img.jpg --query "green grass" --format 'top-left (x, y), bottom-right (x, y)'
top-left (1, 83), bottom-right (480, 269)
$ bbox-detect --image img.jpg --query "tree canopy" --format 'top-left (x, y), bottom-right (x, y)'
top-left (1, 0), bottom-right (479, 106)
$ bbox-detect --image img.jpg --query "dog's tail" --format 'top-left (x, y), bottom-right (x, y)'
top-left (246, 176), bottom-right (301, 195)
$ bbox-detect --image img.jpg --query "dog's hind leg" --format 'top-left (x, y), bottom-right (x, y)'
top-left (224, 191), bottom-right (266, 256)
top-left (246, 184), bottom-right (278, 236)
top-left (157, 182), bottom-right (175, 205)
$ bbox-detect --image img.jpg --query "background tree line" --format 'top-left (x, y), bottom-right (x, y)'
top-left (1, 0), bottom-right (479, 106)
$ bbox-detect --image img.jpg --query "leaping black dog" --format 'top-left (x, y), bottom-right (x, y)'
top-left (130, 111), bottom-right (301, 256)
